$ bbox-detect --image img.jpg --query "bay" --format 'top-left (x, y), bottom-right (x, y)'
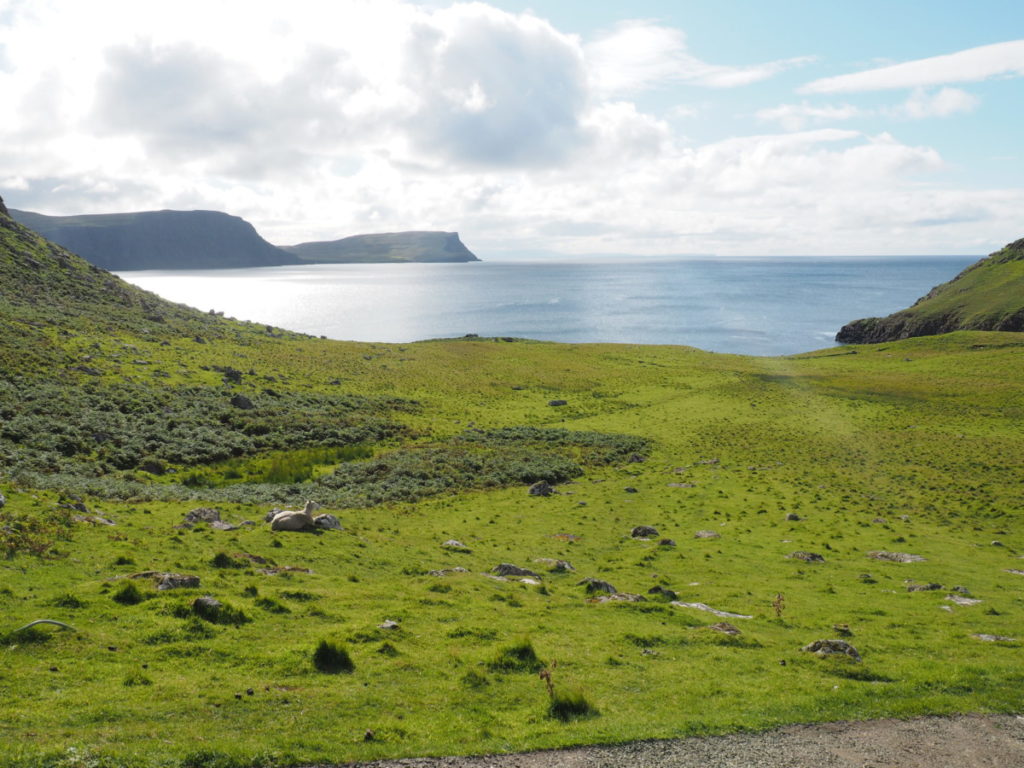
top-left (117, 256), bottom-right (976, 357)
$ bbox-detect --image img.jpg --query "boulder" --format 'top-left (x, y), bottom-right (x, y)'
top-left (492, 563), bottom-right (542, 580)
top-left (192, 596), bottom-right (222, 622)
top-left (157, 573), bottom-right (201, 591)
top-left (183, 507), bottom-right (220, 525)
top-left (528, 480), bottom-right (554, 497)
top-left (801, 638), bottom-right (862, 662)
top-left (631, 525), bottom-right (658, 538)
top-left (578, 577), bottom-right (616, 595)
top-left (787, 551), bottom-right (825, 563)
top-left (313, 514), bottom-right (342, 530)
top-left (648, 585), bottom-right (678, 601)
top-left (868, 551), bottom-right (925, 563)
top-left (709, 622), bottom-right (742, 636)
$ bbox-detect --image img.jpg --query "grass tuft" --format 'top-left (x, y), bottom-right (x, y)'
top-left (313, 639), bottom-right (354, 674)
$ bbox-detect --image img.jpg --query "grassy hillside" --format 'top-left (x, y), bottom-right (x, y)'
top-left (281, 231), bottom-right (480, 263)
top-left (1, 197), bottom-right (1023, 767)
top-left (836, 238), bottom-right (1024, 343)
top-left (9, 208), bottom-right (300, 270)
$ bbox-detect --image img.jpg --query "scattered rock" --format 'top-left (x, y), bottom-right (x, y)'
top-left (973, 634), bottom-right (1017, 643)
top-left (671, 602), bottom-right (752, 619)
top-left (210, 520), bottom-right (239, 531)
top-left (492, 563), bottom-right (541, 580)
top-left (697, 458), bottom-right (720, 465)
top-left (535, 558), bottom-right (574, 573)
top-left (872, 517), bottom-right (888, 524)
top-left (191, 596), bottom-right (223, 621)
top-left (709, 622), bottom-right (742, 636)
top-left (428, 567), bottom-right (469, 577)
top-left (951, 585), bottom-right (971, 594)
top-left (991, 540), bottom-right (1004, 547)
top-left (658, 538), bottom-right (676, 547)
top-left (946, 594), bottom-right (982, 606)
top-left (627, 453), bottom-right (645, 463)
top-left (1005, 569), bottom-right (1024, 576)
top-left (868, 551), bottom-right (925, 563)
top-left (631, 525), bottom-right (659, 539)
top-left (694, 530), bottom-right (721, 540)
top-left (667, 482), bottom-right (696, 488)
top-left (648, 585), bottom-right (678, 601)
top-left (833, 623), bottom-right (853, 637)
top-left (592, 592), bottom-right (646, 603)
top-left (787, 551), bottom-right (825, 563)
top-left (785, 513), bottom-right (802, 522)
top-left (257, 566), bottom-right (313, 576)
top-left (906, 582), bottom-right (943, 592)
top-left (182, 507), bottom-right (221, 526)
top-left (801, 639), bottom-right (862, 662)
top-left (528, 481), bottom-right (554, 497)
top-left (72, 514), bottom-right (116, 526)
top-left (157, 573), bottom-right (200, 590)
top-left (313, 514), bottom-right (342, 531)
top-left (899, 515), bottom-right (911, 522)
top-left (548, 399), bottom-right (568, 407)
top-left (378, 620), bottom-right (400, 630)
top-left (578, 577), bottom-right (617, 595)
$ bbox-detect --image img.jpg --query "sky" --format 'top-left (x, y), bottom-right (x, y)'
top-left (1, 0), bottom-right (1022, 257)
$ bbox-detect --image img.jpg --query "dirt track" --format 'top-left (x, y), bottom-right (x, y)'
top-left (339, 714), bottom-right (1024, 768)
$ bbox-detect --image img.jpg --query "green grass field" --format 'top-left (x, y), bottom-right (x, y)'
top-left (2, 209), bottom-right (1023, 767)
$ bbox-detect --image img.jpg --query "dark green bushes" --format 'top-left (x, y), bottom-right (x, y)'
top-left (487, 639), bottom-right (544, 673)
top-left (313, 639), bottom-right (354, 673)
top-left (548, 688), bottom-right (599, 722)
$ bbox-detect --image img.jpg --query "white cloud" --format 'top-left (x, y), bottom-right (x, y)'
top-left (894, 87), bottom-right (980, 119)
top-left (756, 102), bottom-right (862, 131)
top-left (801, 39), bottom-right (1024, 93)
top-left (586, 20), bottom-right (813, 94)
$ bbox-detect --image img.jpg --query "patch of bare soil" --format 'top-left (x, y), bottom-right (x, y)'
top-left (335, 714), bottom-right (1024, 768)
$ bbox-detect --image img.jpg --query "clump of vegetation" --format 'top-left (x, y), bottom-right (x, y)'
top-left (0, 505), bottom-right (73, 558)
top-left (313, 639), bottom-right (354, 674)
top-left (111, 582), bottom-right (146, 606)
top-left (210, 551), bottom-right (246, 569)
top-left (548, 688), bottom-right (599, 722)
top-left (487, 639), bottom-right (544, 673)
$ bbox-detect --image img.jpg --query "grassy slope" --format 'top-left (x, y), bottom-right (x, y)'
top-left (1, 204), bottom-right (1024, 767)
top-left (836, 238), bottom-right (1024, 342)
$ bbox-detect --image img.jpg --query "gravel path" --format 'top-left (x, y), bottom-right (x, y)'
top-left (338, 714), bottom-right (1024, 768)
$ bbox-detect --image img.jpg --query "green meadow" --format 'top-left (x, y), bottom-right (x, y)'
top-left (2, 212), bottom-right (1023, 767)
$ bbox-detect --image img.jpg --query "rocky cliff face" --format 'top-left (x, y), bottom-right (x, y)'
top-left (281, 231), bottom-right (480, 263)
top-left (9, 208), bottom-right (300, 270)
top-left (836, 239), bottom-right (1024, 344)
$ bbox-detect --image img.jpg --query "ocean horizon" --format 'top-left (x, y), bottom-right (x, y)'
top-left (117, 255), bottom-right (977, 357)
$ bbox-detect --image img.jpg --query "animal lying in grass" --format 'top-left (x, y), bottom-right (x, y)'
top-left (269, 500), bottom-right (320, 531)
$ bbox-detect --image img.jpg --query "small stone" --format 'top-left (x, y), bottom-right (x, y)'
top-left (906, 582), bottom-right (942, 592)
top-left (364, 729), bottom-right (375, 742)
top-left (492, 563), bottom-right (541, 580)
top-left (378, 620), bottom-right (400, 630)
top-left (787, 551), bottom-right (825, 563)
top-left (627, 454), bottom-right (645, 463)
top-left (528, 481), bottom-right (554, 497)
top-left (648, 585), bottom-right (678, 601)
top-left (631, 525), bottom-right (659, 539)
top-left (234, 693), bottom-right (243, 700)
top-left (867, 551), bottom-right (925, 563)
top-left (0, 492), bottom-right (6, 509)
top-left (946, 594), bottom-right (982, 606)
top-left (246, 688), bottom-right (254, 696)
top-left (801, 639), bottom-right (861, 662)
top-left (442, 539), bottom-right (470, 551)
top-left (785, 513), bottom-right (802, 521)
top-left (973, 634), bottom-right (1017, 643)
top-left (694, 530), bottom-right (721, 540)
top-left (547, 399), bottom-right (568, 407)
top-left (872, 517), bottom-right (888, 524)
top-left (157, 573), bottom-right (200, 591)
top-left (709, 622), bottom-right (742, 636)
top-left (578, 577), bottom-right (617, 595)
top-left (991, 540), bottom-right (1004, 547)
top-left (658, 538), bottom-right (676, 547)
top-left (183, 507), bottom-right (220, 525)
top-left (624, 487), bottom-right (638, 494)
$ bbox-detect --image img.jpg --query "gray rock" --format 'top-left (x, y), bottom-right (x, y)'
top-left (492, 563), bottom-right (542, 580)
top-left (787, 551), bottom-right (825, 563)
top-left (648, 585), bottom-right (678, 601)
top-left (627, 453), bottom-right (645, 463)
top-left (428, 567), bottom-right (469, 576)
top-left (210, 520), bottom-right (238, 531)
top-left (0, 492), bottom-right (6, 509)
top-left (183, 507), bottom-right (221, 525)
top-left (709, 622), bottom-right (742, 636)
top-left (801, 638), bottom-right (862, 662)
top-left (528, 481), bottom-right (554, 497)
top-left (578, 577), bottom-right (617, 595)
top-left (547, 399), bottom-right (568, 407)
top-left (868, 551), bottom-right (926, 563)
top-left (378, 619), bottom-right (400, 630)
top-left (442, 539), bottom-right (470, 551)
top-left (313, 513), bottom-right (342, 530)
top-left (906, 582), bottom-right (942, 592)
top-left (535, 558), bottom-right (574, 573)
top-left (593, 592), bottom-right (646, 603)
top-left (973, 634), bottom-right (1017, 642)
top-left (694, 530), bottom-right (721, 539)
top-left (658, 538), bottom-right (676, 547)
top-left (624, 487), bottom-right (638, 494)
top-left (631, 525), bottom-right (659, 538)
top-left (157, 573), bottom-right (201, 590)
top-left (785, 513), bottom-right (802, 521)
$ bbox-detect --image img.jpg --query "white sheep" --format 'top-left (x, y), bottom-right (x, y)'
top-left (269, 500), bottom-right (320, 531)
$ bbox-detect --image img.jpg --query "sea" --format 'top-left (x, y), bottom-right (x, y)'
top-left (116, 256), bottom-right (977, 357)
